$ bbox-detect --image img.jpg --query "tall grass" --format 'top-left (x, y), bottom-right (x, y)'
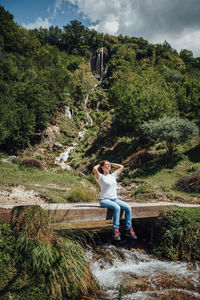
top-left (1, 206), bottom-right (99, 299)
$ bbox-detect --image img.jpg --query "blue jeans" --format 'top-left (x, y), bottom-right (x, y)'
top-left (100, 198), bottom-right (132, 230)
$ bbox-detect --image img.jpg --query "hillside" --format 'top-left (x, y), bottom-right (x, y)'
top-left (0, 5), bottom-right (200, 205)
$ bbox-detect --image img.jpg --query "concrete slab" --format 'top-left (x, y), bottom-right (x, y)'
top-left (0, 202), bottom-right (199, 224)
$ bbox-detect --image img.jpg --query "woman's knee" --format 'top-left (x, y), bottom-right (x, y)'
top-left (124, 204), bottom-right (131, 213)
top-left (113, 204), bottom-right (121, 213)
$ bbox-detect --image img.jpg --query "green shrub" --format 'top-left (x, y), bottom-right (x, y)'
top-left (134, 183), bottom-right (151, 196)
top-left (122, 177), bottom-right (132, 186)
top-left (187, 165), bottom-right (198, 173)
top-left (151, 207), bottom-right (200, 261)
top-left (67, 187), bottom-right (97, 202)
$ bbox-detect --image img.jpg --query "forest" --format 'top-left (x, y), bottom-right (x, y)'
top-left (1, 4), bottom-right (200, 154)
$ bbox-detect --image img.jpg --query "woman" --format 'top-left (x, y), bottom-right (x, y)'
top-left (93, 160), bottom-right (137, 241)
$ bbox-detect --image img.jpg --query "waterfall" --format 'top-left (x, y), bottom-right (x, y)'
top-left (54, 146), bottom-right (74, 170)
top-left (100, 47), bottom-right (104, 79)
top-left (84, 93), bottom-right (89, 109)
top-left (96, 53), bottom-right (100, 76)
top-left (65, 106), bottom-right (72, 119)
top-left (86, 111), bottom-right (93, 127)
top-left (96, 47), bottom-right (104, 80)
top-left (96, 101), bottom-right (100, 112)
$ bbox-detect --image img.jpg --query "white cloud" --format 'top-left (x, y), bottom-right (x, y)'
top-left (67, 0), bottom-right (200, 57)
top-left (53, 0), bottom-right (64, 18)
top-left (165, 29), bottom-right (200, 57)
top-left (22, 17), bottom-right (52, 29)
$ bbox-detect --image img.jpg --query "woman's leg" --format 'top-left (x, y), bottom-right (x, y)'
top-left (114, 199), bottom-right (132, 230)
top-left (100, 199), bottom-right (121, 229)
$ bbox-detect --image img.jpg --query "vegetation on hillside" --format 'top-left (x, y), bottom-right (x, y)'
top-left (0, 206), bottom-right (99, 299)
top-left (150, 207), bottom-right (200, 261)
top-left (1, 5), bottom-right (200, 298)
top-left (0, 4), bottom-right (200, 203)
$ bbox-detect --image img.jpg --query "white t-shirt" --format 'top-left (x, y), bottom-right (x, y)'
top-left (97, 171), bottom-right (118, 199)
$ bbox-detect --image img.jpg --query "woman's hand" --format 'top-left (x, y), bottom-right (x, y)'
top-left (110, 163), bottom-right (124, 176)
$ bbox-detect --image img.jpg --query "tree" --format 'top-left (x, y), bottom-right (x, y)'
top-left (109, 68), bottom-right (177, 133)
top-left (140, 117), bottom-right (199, 159)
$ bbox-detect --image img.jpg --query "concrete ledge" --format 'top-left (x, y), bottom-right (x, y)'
top-left (0, 202), bottom-right (199, 224)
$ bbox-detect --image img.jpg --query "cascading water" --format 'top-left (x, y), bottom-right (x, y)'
top-left (54, 146), bottom-right (74, 170)
top-left (64, 106), bottom-right (72, 119)
top-left (86, 246), bottom-right (200, 300)
top-left (96, 52), bottom-right (101, 77)
top-left (84, 93), bottom-right (89, 109)
top-left (96, 47), bottom-right (104, 81)
top-left (86, 111), bottom-right (93, 127)
top-left (55, 100), bottom-right (93, 169)
top-left (55, 48), bottom-right (107, 170)
top-left (100, 47), bottom-right (104, 80)
top-left (96, 101), bottom-right (100, 112)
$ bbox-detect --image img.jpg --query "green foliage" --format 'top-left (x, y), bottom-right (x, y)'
top-left (108, 54), bottom-right (177, 133)
top-left (151, 208), bottom-right (200, 260)
top-left (0, 6), bottom-right (93, 152)
top-left (66, 186), bottom-right (97, 203)
top-left (0, 207), bottom-right (99, 299)
top-left (140, 117), bottom-right (199, 158)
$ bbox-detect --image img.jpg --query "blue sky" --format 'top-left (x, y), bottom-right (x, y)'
top-left (1, 0), bottom-right (200, 57)
top-left (0, 0), bottom-right (91, 29)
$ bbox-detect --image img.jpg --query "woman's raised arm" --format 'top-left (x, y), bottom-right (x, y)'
top-left (111, 163), bottom-right (124, 176)
top-left (93, 164), bottom-right (100, 180)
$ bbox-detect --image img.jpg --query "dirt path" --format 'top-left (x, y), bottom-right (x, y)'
top-left (0, 184), bottom-right (48, 205)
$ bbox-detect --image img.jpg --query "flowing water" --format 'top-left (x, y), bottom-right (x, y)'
top-left (86, 245), bottom-right (200, 300)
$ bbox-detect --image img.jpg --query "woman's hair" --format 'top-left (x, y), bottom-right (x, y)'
top-left (99, 160), bottom-right (107, 174)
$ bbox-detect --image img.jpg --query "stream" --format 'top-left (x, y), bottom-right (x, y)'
top-left (86, 245), bottom-right (200, 300)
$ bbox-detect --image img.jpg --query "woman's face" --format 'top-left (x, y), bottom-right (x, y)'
top-left (101, 161), bottom-right (111, 173)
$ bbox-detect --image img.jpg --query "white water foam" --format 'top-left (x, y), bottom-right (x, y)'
top-left (86, 248), bottom-right (200, 299)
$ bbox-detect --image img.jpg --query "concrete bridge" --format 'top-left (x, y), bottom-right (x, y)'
top-left (0, 202), bottom-right (199, 228)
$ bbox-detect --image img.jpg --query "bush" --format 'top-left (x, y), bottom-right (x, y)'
top-left (140, 117), bottom-right (199, 159)
top-left (123, 149), bottom-right (153, 168)
top-left (151, 207), bottom-right (200, 261)
top-left (175, 175), bottom-right (200, 193)
top-left (21, 157), bottom-right (45, 170)
top-left (67, 187), bottom-right (97, 202)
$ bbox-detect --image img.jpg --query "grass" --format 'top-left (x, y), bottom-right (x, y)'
top-left (117, 136), bottom-right (200, 203)
top-left (0, 206), bottom-right (100, 299)
top-left (0, 161), bottom-right (98, 203)
top-left (132, 157), bottom-right (200, 203)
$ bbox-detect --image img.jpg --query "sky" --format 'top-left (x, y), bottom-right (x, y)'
top-left (1, 0), bottom-right (200, 57)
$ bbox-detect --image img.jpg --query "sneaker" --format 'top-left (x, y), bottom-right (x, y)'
top-left (112, 228), bottom-right (121, 241)
top-left (125, 227), bottom-right (137, 239)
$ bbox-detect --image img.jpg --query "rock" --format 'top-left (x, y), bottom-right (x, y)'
top-left (1, 156), bottom-right (17, 164)
top-left (42, 125), bottom-right (60, 149)
top-left (54, 142), bottom-right (63, 148)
